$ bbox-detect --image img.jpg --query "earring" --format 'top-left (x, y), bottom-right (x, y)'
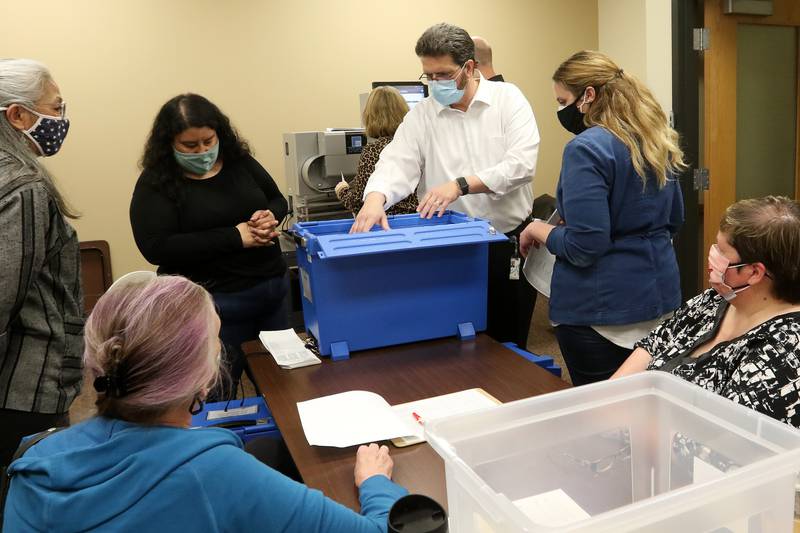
top-left (189, 394), bottom-right (205, 415)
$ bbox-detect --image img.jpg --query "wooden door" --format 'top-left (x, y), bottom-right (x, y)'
top-left (702, 0), bottom-right (800, 271)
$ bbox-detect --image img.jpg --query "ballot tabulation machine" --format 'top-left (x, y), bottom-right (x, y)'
top-left (283, 130), bottom-right (367, 222)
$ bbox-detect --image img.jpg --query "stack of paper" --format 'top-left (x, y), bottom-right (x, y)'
top-left (296, 389), bottom-right (499, 448)
top-left (258, 329), bottom-right (321, 369)
top-left (390, 389), bottom-right (500, 447)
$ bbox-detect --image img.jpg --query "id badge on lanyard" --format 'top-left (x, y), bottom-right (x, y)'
top-left (509, 235), bottom-right (520, 280)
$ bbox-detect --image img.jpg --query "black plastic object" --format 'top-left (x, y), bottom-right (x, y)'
top-left (387, 494), bottom-right (448, 533)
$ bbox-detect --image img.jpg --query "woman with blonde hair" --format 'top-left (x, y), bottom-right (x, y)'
top-left (335, 86), bottom-right (418, 214)
top-left (520, 50), bottom-right (686, 385)
top-left (3, 274), bottom-right (407, 531)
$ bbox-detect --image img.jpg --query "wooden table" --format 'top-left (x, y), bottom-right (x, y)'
top-left (245, 334), bottom-right (569, 511)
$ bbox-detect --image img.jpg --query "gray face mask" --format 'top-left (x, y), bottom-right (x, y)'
top-left (174, 142), bottom-right (219, 174)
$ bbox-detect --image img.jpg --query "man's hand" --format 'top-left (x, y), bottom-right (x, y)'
top-left (354, 443), bottom-right (393, 488)
top-left (418, 181), bottom-right (460, 219)
top-left (351, 192), bottom-right (390, 233)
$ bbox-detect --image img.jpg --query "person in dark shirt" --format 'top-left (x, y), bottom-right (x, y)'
top-left (472, 36), bottom-right (504, 82)
top-left (130, 94), bottom-right (288, 399)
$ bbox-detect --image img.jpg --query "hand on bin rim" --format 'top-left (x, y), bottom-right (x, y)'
top-left (350, 192), bottom-right (390, 233)
top-left (418, 181), bottom-right (460, 219)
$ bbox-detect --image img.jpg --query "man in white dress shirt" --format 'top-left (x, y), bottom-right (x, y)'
top-left (351, 22), bottom-right (541, 348)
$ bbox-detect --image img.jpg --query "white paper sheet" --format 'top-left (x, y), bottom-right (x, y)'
top-left (693, 457), bottom-right (748, 533)
top-left (391, 389), bottom-right (499, 445)
top-left (297, 391), bottom-right (411, 447)
top-left (258, 329), bottom-right (321, 369)
top-left (522, 211), bottom-right (560, 298)
top-left (513, 489), bottom-right (591, 527)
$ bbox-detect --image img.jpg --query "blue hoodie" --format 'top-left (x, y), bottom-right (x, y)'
top-left (3, 417), bottom-right (407, 532)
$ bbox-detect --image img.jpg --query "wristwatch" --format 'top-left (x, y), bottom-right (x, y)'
top-left (455, 176), bottom-right (469, 196)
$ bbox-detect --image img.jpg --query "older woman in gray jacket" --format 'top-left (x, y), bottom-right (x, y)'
top-left (0, 59), bottom-right (83, 466)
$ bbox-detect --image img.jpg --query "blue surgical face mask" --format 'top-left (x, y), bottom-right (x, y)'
top-left (429, 64), bottom-right (467, 106)
top-left (174, 141), bottom-right (219, 175)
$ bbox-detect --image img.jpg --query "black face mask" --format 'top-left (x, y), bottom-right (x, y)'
top-left (557, 99), bottom-right (588, 135)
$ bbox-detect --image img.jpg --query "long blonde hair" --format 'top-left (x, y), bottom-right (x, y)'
top-left (363, 86), bottom-right (409, 139)
top-left (553, 50), bottom-right (686, 188)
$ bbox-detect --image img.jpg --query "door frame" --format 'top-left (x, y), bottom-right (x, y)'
top-left (702, 0), bottom-right (800, 267)
top-left (672, 0), bottom-right (703, 299)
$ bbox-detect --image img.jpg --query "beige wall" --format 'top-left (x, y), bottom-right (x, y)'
top-left (1, 0), bottom-right (598, 277)
top-left (598, 0), bottom-right (672, 115)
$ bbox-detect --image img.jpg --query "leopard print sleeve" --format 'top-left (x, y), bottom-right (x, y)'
top-left (337, 137), bottom-right (418, 215)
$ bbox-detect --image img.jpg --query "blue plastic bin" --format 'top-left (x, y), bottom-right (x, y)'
top-left (291, 211), bottom-right (507, 357)
top-left (190, 396), bottom-right (279, 443)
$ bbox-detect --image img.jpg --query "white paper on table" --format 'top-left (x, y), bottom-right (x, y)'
top-left (391, 389), bottom-right (499, 444)
top-left (693, 458), bottom-right (748, 533)
top-left (522, 211), bottom-right (560, 298)
top-left (297, 391), bottom-right (410, 447)
top-left (258, 329), bottom-right (320, 369)
top-left (513, 489), bottom-right (591, 527)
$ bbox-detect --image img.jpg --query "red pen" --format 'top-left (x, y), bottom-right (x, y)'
top-left (412, 412), bottom-right (424, 425)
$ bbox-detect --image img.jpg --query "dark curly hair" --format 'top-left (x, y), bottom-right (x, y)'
top-left (140, 93), bottom-right (251, 202)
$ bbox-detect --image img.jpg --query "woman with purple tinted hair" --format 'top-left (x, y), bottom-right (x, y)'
top-left (3, 274), bottom-right (407, 532)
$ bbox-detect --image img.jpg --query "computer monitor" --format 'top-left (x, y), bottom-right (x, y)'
top-left (371, 81), bottom-right (428, 110)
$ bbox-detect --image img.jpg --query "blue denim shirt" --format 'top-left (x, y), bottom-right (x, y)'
top-left (545, 127), bottom-right (684, 325)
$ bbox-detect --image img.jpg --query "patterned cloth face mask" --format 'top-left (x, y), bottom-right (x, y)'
top-left (708, 244), bottom-right (750, 301)
top-left (0, 105), bottom-right (70, 156)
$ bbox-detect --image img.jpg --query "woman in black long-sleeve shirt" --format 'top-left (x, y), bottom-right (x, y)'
top-left (130, 94), bottom-right (288, 398)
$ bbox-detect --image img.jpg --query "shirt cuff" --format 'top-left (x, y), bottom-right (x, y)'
top-left (358, 474), bottom-right (408, 504)
top-left (362, 182), bottom-right (396, 210)
top-left (545, 225), bottom-right (565, 256)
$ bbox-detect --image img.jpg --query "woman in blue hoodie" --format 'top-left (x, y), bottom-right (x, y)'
top-left (3, 273), bottom-right (406, 532)
top-left (520, 51), bottom-right (686, 385)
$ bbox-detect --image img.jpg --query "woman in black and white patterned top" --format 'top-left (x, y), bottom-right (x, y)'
top-left (613, 196), bottom-right (800, 427)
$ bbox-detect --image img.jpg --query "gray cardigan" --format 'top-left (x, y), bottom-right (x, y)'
top-left (0, 167), bottom-right (83, 414)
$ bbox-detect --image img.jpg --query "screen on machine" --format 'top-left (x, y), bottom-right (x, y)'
top-left (371, 81), bottom-right (428, 110)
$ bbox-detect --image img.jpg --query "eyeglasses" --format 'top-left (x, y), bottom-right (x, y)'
top-left (550, 429), bottom-right (631, 476)
top-left (0, 100), bottom-right (67, 120)
top-left (26, 101), bottom-right (67, 120)
top-left (418, 63), bottom-right (467, 85)
top-left (52, 101), bottom-right (67, 120)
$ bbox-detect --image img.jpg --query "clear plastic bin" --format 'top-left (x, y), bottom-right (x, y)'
top-left (425, 372), bottom-right (800, 532)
